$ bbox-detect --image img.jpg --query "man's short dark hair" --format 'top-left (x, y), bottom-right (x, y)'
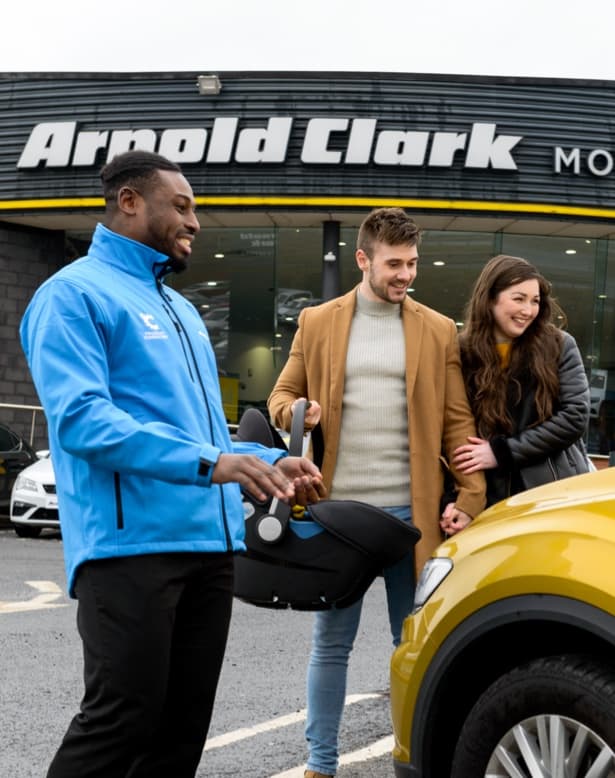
top-left (100, 150), bottom-right (182, 204)
top-left (357, 208), bottom-right (421, 258)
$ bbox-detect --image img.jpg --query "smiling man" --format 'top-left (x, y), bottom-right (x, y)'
top-left (100, 155), bottom-right (200, 273)
top-left (268, 207), bottom-right (486, 778)
top-left (20, 150), bottom-right (325, 778)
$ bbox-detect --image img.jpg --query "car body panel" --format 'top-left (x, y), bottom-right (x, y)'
top-left (10, 454), bottom-right (59, 531)
top-left (390, 467), bottom-right (615, 775)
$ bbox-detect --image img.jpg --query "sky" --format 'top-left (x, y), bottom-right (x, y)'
top-left (2, 0), bottom-right (615, 80)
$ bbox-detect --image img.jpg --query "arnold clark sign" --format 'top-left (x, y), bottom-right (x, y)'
top-left (15, 117), bottom-right (610, 176)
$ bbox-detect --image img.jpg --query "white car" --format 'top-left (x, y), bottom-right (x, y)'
top-left (10, 453), bottom-right (59, 538)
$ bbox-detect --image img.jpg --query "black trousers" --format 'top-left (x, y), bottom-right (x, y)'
top-left (47, 551), bottom-right (234, 778)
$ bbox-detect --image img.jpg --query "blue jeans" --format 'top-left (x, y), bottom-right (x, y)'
top-left (305, 506), bottom-right (415, 775)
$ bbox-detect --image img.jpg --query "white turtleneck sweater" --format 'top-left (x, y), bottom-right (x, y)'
top-left (329, 289), bottom-right (411, 507)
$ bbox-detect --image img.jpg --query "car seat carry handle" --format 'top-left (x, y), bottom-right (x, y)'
top-left (289, 399), bottom-right (309, 456)
top-left (255, 495), bottom-right (288, 543)
top-left (288, 398), bottom-right (324, 467)
top-left (256, 398), bottom-right (311, 544)
top-left (255, 400), bottom-right (324, 543)
top-left (253, 399), bottom-right (303, 544)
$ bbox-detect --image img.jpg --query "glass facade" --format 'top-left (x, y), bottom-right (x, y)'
top-left (162, 223), bottom-right (615, 456)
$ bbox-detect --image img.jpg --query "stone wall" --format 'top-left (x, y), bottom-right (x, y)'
top-left (0, 223), bottom-right (65, 450)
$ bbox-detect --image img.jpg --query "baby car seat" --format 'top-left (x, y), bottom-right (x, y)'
top-left (233, 401), bottom-right (421, 610)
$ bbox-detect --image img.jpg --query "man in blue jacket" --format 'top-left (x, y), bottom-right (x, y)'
top-left (20, 150), bottom-right (325, 778)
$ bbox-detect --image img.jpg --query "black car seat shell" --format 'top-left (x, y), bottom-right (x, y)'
top-left (232, 401), bottom-right (421, 610)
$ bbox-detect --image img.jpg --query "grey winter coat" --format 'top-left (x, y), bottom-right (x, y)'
top-left (486, 331), bottom-right (590, 505)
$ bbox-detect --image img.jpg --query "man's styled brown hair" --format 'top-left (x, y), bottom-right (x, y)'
top-left (356, 208), bottom-right (421, 258)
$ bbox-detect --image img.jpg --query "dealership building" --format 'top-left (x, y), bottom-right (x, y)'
top-left (1, 70), bottom-right (614, 456)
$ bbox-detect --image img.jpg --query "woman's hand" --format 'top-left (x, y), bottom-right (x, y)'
top-left (452, 436), bottom-right (497, 474)
top-left (440, 503), bottom-right (473, 536)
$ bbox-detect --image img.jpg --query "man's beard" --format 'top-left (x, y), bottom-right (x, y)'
top-left (368, 276), bottom-right (402, 304)
top-left (167, 256), bottom-right (188, 274)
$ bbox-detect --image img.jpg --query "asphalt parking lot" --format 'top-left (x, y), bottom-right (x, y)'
top-left (0, 529), bottom-right (400, 777)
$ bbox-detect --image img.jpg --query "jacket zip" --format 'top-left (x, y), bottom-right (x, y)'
top-left (546, 457), bottom-right (557, 480)
top-left (114, 472), bottom-right (124, 530)
top-left (155, 279), bottom-right (233, 550)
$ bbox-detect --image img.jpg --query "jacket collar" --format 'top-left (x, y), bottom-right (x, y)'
top-left (88, 223), bottom-right (170, 281)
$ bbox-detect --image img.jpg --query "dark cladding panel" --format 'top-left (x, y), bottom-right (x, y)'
top-left (1, 71), bottom-right (615, 209)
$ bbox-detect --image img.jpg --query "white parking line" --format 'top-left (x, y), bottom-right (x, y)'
top-left (269, 735), bottom-right (394, 777)
top-left (338, 734), bottom-right (394, 765)
top-left (0, 580), bottom-right (67, 614)
top-left (205, 692), bottom-right (382, 751)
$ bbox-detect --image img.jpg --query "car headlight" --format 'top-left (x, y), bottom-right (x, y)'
top-left (14, 475), bottom-right (40, 492)
top-left (412, 557), bottom-right (453, 613)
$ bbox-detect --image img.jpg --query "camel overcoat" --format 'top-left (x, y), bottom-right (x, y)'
top-left (268, 287), bottom-right (486, 574)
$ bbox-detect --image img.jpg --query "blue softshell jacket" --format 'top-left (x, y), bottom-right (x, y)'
top-left (20, 224), bottom-right (285, 596)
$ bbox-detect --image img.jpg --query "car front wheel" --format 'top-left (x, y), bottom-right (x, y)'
top-left (451, 654), bottom-right (615, 778)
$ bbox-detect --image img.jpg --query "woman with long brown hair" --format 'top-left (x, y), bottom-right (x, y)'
top-left (450, 254), bottom-right (591, 509)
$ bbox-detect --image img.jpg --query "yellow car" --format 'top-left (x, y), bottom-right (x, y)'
top-left (390, 467), bottom-right (615, 777)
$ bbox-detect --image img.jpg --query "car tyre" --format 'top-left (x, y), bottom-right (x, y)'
top-left (14, 524), bottom-right (42, 538)
top-left (451, 654), bottom-right (615, 777)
